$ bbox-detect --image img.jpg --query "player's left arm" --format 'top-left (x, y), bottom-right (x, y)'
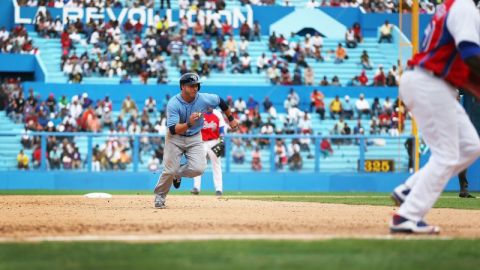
top-left (203, 93), bottom-right (238, 129)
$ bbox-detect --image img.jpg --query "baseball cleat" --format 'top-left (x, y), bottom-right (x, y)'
top-left (459, 193), bottom-right (476, 198)
top-left (215, 191), bottom-right (223, 196)
top-left (191, 188), bottom-right (200, 195)
top-left (390, 214), bottom-right (440, 234)
top-left (391, 184), bottom-right (410, 206)
top-left (154, 194), bottom-right (166, 209)
top-left (173, 176), bottom-right (182, 189)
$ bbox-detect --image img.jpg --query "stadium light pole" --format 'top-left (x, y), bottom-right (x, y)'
top-left (411, 0), bottom-right (420, 172)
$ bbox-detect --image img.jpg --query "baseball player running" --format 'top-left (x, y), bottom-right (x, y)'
top-left (192, 108), bottom-right (226, 196)
top-left (390, 0), bottom-right (480, 234)
top-left (153, 73), bottom-right (238, 209)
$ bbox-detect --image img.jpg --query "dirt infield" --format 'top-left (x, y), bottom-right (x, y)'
top-left (1, 195), bottom-right (479, 240)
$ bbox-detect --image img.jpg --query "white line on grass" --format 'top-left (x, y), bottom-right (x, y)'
top-left (0, 234), bottom-right (455, 243)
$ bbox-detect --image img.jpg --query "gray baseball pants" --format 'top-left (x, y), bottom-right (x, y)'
top-left (153, 132), bottom-right (207, 196)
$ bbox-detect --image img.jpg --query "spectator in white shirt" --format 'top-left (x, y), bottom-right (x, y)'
top-left (383, 97), bottom-right (393, 114)
top-left (54, 0), bottom-right (64, 7)
top-left (54, 18), bottom-right (63, 35)
top-left (240, 53), bottom-right (252, 73)
top-left (304, 66), bottom-right (314, 85)
top-left (312, 32), bottom-right (323, 50)
top-left (378, 20), bottom-right (393, 43)
top-left (239, 37), bottom-right (249, 55)
top-left (297, 113), bottom-right (311, 131)
top-left (303, 34), bottom-right (313, 57)
top-left (345, 28), bottom-right (357, 48)
top-left (63, 59), bottom-right (73, 75)
top-left (68, 97), bottom-right (83, 119)
top-left (256, 53), bottom-right (268, 74)
top-left (134, 44), bottom-right (148, 60)
top-left (69, 30), bottom-right (83, 45)
top-left (145, 96), bottom-right (157, 115)
top-left (0, 27), bottom-right (9, 42)
top-left (355, 93), bottom-right (371, 118)
top-left (89, 30), bottom-right (99, 45)
top-left (27, 0), bottom-right (38, 7)
top-left (234, 97), bottom-right (246, 114)
top-left (287, 88), bottom-right (300, 107)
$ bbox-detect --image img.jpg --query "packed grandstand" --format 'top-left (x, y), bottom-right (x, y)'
top-left (0, 0), bottom-right (425, 172)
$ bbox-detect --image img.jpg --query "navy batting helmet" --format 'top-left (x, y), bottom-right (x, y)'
top-left (179, 73), bottom-right (201, 91)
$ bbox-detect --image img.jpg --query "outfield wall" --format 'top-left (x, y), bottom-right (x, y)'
top-left (0, 171), bottom-right (475, 192)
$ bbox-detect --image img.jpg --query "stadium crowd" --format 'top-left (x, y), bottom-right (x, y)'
top-left (26, 5), bottom-right (400, 87)
top-left (16, 0), bottom-right (440, 14)
top-left (0, 24), bottom-right (39, 54)
top-left (1, 78), bottom-right (407, 171)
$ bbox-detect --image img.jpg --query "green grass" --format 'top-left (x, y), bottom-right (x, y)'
top-left (0, 240), bottom-right (479, 270)
top-left (231, 192), bottom-right (480, 210)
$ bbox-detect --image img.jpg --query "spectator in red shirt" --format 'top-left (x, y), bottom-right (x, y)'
top-left (14, 24), bottom-right (26, 36)
top-left (353, 22), bottom-right (363, 43)
top-left (124, 19), bottom-right (134, 39)
top-left (60, 30), bottom-right (71, 55)
top-left (32, 145), bottom-right (42, 168)
top-left (358, 70), bottom-right (369, 86)
top-left (134, 21), bottom-right (143, 35)
top-left (320, 138), bottom-right (333, 158)
top-left (240, 21), bottom-right (251, 40)
top-left (221, 21), bottom-right (232, 36)
top-left (374, 66), bottom-right (386, 86)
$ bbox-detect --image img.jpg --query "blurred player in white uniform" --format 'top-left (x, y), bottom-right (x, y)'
top-left (192, 108), bottom-right (226, 196)
top-left (390, 0), bottom-right (480, 234)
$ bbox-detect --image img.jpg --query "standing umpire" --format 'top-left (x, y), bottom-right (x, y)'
top-left (459, 91), bottom-right (480, 198)
top-left (153, 73), bottom-right (238, 208)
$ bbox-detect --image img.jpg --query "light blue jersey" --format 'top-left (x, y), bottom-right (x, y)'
top-left (166, 92), bottom-right (221, 136)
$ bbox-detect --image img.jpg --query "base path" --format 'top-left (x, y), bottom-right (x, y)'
top-left (0, 195), bottom-right (479, 240)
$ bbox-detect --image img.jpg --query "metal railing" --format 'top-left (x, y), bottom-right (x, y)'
top-left (0, 132), bottom-right (414, 173)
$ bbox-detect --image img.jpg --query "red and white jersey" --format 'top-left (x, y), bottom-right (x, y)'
top-left (201, 109), bottom-right (226, 141)
top-left (408, 0), bottom-right (480, 87)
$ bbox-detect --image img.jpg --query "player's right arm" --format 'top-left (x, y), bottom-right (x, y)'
top-left (448, 0), bottom-right (480, 98)
top-left (166, 101), bottom-right (201, 135)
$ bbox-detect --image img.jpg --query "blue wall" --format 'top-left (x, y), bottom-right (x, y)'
top-left (33, 54), bottom-right (45, 81)
top-left (0, 54), bottom-right (35, 72)
top-left (469, 160), bottom-right (480, 191)
top-left (0, 171), bottom-right (472, 192)
top-left (0, 54), bottom-right (45, 81)
top-left (0, 0), bottom-right (14, 30)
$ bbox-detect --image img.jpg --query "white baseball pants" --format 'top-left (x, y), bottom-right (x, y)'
top-left (193, 139), bottom-right (223, 192)
top-left (398, 68), bottom-right (480, 222)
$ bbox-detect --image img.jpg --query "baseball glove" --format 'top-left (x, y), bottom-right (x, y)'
top-left (211, 138), bottom-right (225, 157)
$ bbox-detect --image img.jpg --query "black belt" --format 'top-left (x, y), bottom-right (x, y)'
top-left (179, 132), bottom-right (200, 137)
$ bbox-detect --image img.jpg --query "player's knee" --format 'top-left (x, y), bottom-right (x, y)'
top-left (469, 140), bottom-right (480, 159)
top-left (192, 163), bottom-right (207, 176)
top-left (460, 137), bottom-right (480, 162)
